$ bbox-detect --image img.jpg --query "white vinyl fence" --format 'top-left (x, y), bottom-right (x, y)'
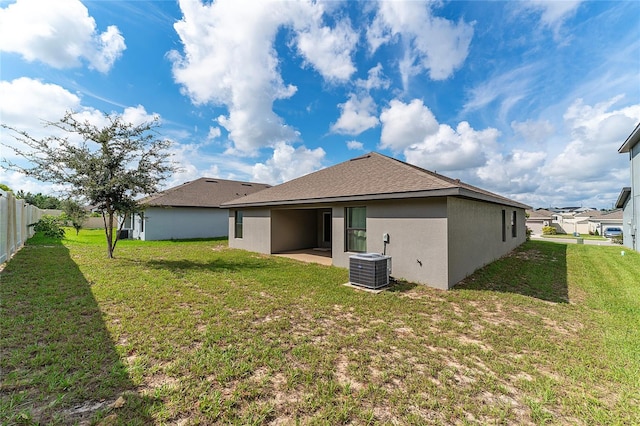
top-left (0, 189), bottom-right (61, 265)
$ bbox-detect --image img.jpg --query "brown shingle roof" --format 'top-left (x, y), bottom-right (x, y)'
top-left (527, 209), bottom-right (554, 219)
top-left (141, 178), bottom-right (271, 208)
top-left (222, 152), bottom-right (530, 209)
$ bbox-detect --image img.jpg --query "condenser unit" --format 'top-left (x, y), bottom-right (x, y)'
top-left (349, 253), bottom-right (391, 289)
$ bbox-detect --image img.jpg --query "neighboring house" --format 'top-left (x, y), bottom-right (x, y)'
top-left (617, 122), bottom-right (640, 250)
top-left (526, 209), bottom-right (556, 235)
top-left (128, 178), bottom-right (271, 241)
top-left (222, 152), bottom-right (530, 290)
top-left (586, 210), bottom-right (623, 236)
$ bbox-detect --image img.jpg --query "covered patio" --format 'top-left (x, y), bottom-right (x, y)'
top-left (274, 248), bottom-right (332, 266)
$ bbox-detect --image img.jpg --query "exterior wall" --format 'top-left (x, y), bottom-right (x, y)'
top-left (331, 198), bottom-right (450, 290)
top-left (227, 208), bottom-right (271, 253)
top-left (631, 143), bottom-right (639, 250)
top-left (447, 198), bottom-right (526, 288)
top-left (131, 207), bottom-right (229, 240)
top-left (271, 209), bottom-right (317, 252)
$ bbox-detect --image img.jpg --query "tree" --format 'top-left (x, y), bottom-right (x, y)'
top-left (15, 191), bottom-right (62, 209)
top-left (0, 184), bottom-right (12, 192)
top-left (61, 199), bottom-right (88, 236)
top-left (2, 111), bottom-right (176, 258)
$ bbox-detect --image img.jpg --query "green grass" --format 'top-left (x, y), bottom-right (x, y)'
top-left (540, 234), bottom-right (607, 241)
top-left (1, 229), bottom-right (638, 425)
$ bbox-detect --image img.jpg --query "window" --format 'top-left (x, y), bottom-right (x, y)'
top-left (234, 210), bottom-right (243, 238)
top-left (501, 209), bottom-right (506, 242)
top-left (511, 211), bottom-right (517, 238)
top-left (345, 207), bottom-right (366, 252)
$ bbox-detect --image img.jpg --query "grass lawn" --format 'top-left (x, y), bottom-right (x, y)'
top-left (540, 234), bottom-right (607, 241)
top-left (1, 230), bottom-right (639, 425)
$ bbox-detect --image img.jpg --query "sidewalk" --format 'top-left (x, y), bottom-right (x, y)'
top-left (530, 235), bottom-right (617, 246)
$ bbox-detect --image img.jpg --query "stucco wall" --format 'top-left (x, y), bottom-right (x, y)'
top-left (271, 209), bottom-right (317, 253)
top-left (331, 198), bottom-right (450, 289)
top-left (447, 198), bottom-right (526, 287)
top-left (135, 207), bottom-right (229, 240)
top-left (227, 208), bottom-right (271, 253)
top-left (631, 144), bottom-right (639, 250)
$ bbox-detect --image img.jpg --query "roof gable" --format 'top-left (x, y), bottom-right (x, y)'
top-left (141, 178), bottom-right (271, 208)
top-left (222, 152), bottom-right (529, 209)
top-left (619, 122), bottom-right (640, 153)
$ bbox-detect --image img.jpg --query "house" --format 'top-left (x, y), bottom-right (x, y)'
top-left (222, 152), bottom-right (530, 290)
top-left (525, 209), bottom-right (555, 235)
top-left (586, 209), bottom-right (623, 236)
top-left (617, 122), bottom-right (640, 250)
top-left (128, 178), bottom-right (271, 241)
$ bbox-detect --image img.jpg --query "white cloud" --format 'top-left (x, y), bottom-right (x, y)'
top-left (0, 0), bottom-right (125, 72)
top-left (511, 119), bottom-right (555, 145)
top-left (355, 64), bottom-right (390, 91)
top-left (121, 105), bottom-right (158, 127)
top-left (544, 97), bottom-right (640, 181)
top-left (379, 99), bottom-right (438, 151)
top-left (346, 140), bottom-right (364, 151)
top-left (295, 16), bottom-right (358, 82)
top-left (522, 0), bottom-right (583, 37)
top-left (476, 150), bottom-right (546, 194)
top-left (170, 0), bottom-right (359, 155)
top-left (404, 121), bottom-right (499, 172)
top-left (251, 142), bottom-right (325, 184)
top-left (0, 77), bottom-right (81, 133)
top-left (207, 126), bottom-right (221, 140)
top-left (367, 1), bottom-right (473, 84)
top-left (331, 94), bottom-right (379, 135)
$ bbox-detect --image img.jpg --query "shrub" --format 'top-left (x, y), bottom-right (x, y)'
top-left (611, 235), bottom-right (623, 245)
top-left (526, 227), bottom-right (533, 241)
top-left (595, 229), bottom-right (599, 236)
top-left (542, 226), bottom-right (557, 235)
top-left (30, 215), bottom-right (65, 239)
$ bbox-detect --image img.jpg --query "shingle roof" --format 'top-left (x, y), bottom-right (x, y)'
top-left (222, 152), bottom-right (530, 209)
top-left (526, 209), bottom-right (554, 219)
top-left (141, 178), bottom-right (271, 208)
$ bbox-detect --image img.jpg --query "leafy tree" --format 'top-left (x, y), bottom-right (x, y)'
top-left (0, 183), bottom-right (12, 192)
top-left (61, 199), bottom-right (88, 236)
top-left (2, 111), bottom-right (176, 258)
top-left (15, 191), bottom-right (62, 209)
top-left (31, 215), bottom-right (65, 239)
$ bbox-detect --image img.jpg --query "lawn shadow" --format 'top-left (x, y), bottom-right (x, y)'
top-left (454, 240), bottom-right (570, 303)
top-left (386, 279), bottom-right (419, 293)
top-left (0, 240), bottom-right (159, 424)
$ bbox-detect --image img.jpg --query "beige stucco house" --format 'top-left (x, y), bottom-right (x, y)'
top-left (222, 152), bottom-right (530, 290)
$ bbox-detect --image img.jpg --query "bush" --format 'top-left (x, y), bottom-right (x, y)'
top-left (526, 227), bottom-right (533, 241)
top-left (31, 215), bottom-right (65, 239)
top-left (542, 226), bottom-right (557, 235)
top-left (595, 229), bottom-right (599, 236)
top-left (611, 235), bottom-right (623, 245)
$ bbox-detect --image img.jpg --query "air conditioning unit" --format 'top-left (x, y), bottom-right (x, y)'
top-left (349, 253), bottom-right (391, 289)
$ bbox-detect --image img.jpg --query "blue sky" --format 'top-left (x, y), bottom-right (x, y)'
top-left (1, 0), bottom-right (639, 209)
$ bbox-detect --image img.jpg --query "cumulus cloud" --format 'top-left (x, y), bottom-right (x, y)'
top-left (404, 122), bottom-right (499, 172)
top-left (355, 64), bottom-right (390, 91)
top-left (0, 0), bottom-right (125, 72)
top-left (476, 150), bottom-right (546, 194)
top-left (544, 96), bottom-right (640, 181)
top-left (346, 140), bottom-right (364, 151)
top-left (170, 0), bottom-right (358, 155)
top-left (379, 99), bottom-right (438, 151)
top-left (367, 1), bottom-right (473, 84)
top-left (331, 94), bottom-right (379, 135)
top-left (252, 142), bottom-right (325, 184)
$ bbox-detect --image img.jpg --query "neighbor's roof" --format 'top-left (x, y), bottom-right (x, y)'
top-left (619, 122), bottom-right (640, 153)
top-left (526, 208), bottom-right (554, 219)
top-left (597, 209), bottom-right (623, 220)
top-left (222, 152), bottom-right (530, 209)
top-left (616, 187), bottom-right (631, 209)
top-left (140, 178), bottom-right (271, 208)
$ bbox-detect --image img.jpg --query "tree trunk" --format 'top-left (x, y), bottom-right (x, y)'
top-left (103, 211), bottom-right (115, 258)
